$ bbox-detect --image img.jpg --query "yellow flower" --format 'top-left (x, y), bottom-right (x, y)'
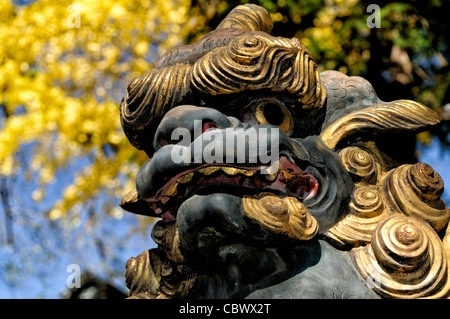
top-left (0, 0), bottom-right (196, 219)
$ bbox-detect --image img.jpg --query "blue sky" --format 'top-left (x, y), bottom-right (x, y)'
top-left (0, 145), bottom-right (154, 298)
top-left (417, 137), bottom-right (450, 204)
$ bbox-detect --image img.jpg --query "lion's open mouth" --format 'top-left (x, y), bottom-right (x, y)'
top-left (141, 156), bottom-right (319, 222)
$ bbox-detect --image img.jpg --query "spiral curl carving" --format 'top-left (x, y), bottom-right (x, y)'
top-left (326, 186), bottom-right (386, 247)
top-left (384, 163), bottom-right (450, 232)
top-left (125, 248), bottom-right (197, 299)
top-left (339, 147), bottom-right (377, 182)
top-left (125, 249), bottom-right (162, 298)
top-left (242, 192), bottom-right (318, 241)
top-left (151, 221), bottom-right (184, 264)
top-left (351, 215), bottom-right (450, 298)
top-left (120, 32), bottom-right (326, 153)
top-left (351, 186), bottom-right (384, 217)
top-left (191, 34), bottom-right (326, 109)
top-left (157, 4), bottom-right (273, 68)
top-left (216, 4), bottom-right (273, 33)
top-left (120, 63), bottom-right (192, 152)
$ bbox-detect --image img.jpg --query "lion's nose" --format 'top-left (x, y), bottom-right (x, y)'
top-left (153, 105), bottom-right (239, 152)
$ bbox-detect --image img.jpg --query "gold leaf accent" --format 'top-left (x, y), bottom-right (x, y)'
top-left (444, 223), bottom-right (450, 275)
top-left (217, 4), bottom-right (273, 33)
top-left (326, 186), bottom-right (386, 247)
top-left (351, 215), bottom-right (450, 298)
top-left (383, 163), bottom-right (450, 232)
top-left (240, 169), bottom-right (254, 177)
top-left (339, 147), bottom-right (377, 182)
top-left (120, 63), bottom-right (192, 151)
top-left (125, 250), bottom-right (165, 299)
top-left (199, 166), bottom-right (221, 176)
top-left (119, 189), bottom-right (152, 215)
top-left (166, 182), bottom-right (179, 197)
top-left (254, 98), bottom-right (293, 134)
top-left (221, 166), bottom-right (240, 176)
top-left (242, 192), bottom-right (318, 240)
top-left (321, 100), bottom-right (441, 149)
top-left (191, 33), bottom-right (325, 110)
top-left (178, 171), bottom-right (195, 184)
top-left (125, 245), bottom-right (194, 299)
top-left (151, 221), bottom-right (185, 264)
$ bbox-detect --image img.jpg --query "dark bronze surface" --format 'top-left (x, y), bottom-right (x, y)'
top-left (119, 4), bottom-right (450, 299)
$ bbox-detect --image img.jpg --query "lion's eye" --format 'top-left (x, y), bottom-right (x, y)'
top-left (255, 99), bottom-right (292, 134)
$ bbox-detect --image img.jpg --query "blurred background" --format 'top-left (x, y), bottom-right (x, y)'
top-left (0, 0), bottom-right (448, 298)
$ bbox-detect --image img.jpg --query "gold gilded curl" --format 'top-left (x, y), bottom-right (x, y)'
top-left (217, 4), bottom-right (273, 34)
top-left (351, 215), bottom-right (450, 298)
top-left (372, 219), bottom-right (429, 277)
top-left (320, 100), bottom-right (441, 149)
top-left (125, 247), bottom-right (197, 299)
top-left (242, 192), bottom-right (318, 241)
top-left (326, 186), bottom-right (386, 247)
top-left (351, 187), bottom-right (384, 217)
top-left (120, 63), bottom-right (192, 151)
top-left (411, 162), bottom-right (445, 201)
top-left (384, 163), bottom-right (450, 232)
top-left (193, 35), bottom-right (292, 92)
top-left (339, 147), bottom-right (377, 182)
top-left (191, 34), bottom-right (325, 110)
top-left (228, 35), bottom-right (267, 65)
top-left (125, 250), bottom-right (163, 299)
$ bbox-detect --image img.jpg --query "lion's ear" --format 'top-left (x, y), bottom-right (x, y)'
top-left (320, 99), bottom-right (440, 150)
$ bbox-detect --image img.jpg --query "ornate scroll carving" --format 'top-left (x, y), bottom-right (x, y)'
top-left (326, 186), bottom-right (386, 247)
top-left (216, 4), bottom-right (273, 33)
top-left (120, 4), bottom-right (325, 154)
top-left (326, 144), bottom-right (450, 251)
top-left (125, 222), bottom-right (198, 299)
top-left (192, 34), bottom-right (326, 109)
top-left (351, 215), bottom-right (450, 298)
top-left (243, 193), bottom-right (318, 241)
top-left (321, 99), bottom-right (441, 149)
top-left (384, 163), bottom-right (450, 232)
top-left (339, 147), bottom-right (378, 183)
top-left (328, 145), bottom-right (450, 298)
top-left (120, 63), bottom-right (192, 151)
top-left (119, 3), bottom-right (450, 299)
top-left (125, 249), bottom-right (161, 298)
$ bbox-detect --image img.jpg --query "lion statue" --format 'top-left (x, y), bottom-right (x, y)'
top-left (119, 4), bottom-right (450, 299)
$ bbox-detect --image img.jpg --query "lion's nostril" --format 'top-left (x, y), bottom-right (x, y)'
top-left (159, 138), bottom-right (169, 147)
top-left (202, 120), bottom-right (218, 133)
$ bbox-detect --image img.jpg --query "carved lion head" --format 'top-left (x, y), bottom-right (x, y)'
top-left (119, 4), bottom-right (450, 299)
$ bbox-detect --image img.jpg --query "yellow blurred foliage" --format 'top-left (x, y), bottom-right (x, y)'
top-left (296, 0), bottom-right (370, 75)
top-left (0, 0), bottom-right (195, 218)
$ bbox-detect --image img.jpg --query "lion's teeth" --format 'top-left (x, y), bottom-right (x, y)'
top-left (281, 171), bottom-right (294, 180)
top-left (241, 169), bottom-right (254, 177)
top-left (182, 166), bottom-right (254, 182)
top-left (266, 172), bottom-right (278, 181)
top-left (221, 167), bottom-right (239, 175)
top-left (222, 167), bottom-right (254, 176)
top-left (199, 166), bottom-right (221, 176)
top-left (178, 172), bottom-right (194, 184)
top-left (166, 182), bottom-right (179, 196)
